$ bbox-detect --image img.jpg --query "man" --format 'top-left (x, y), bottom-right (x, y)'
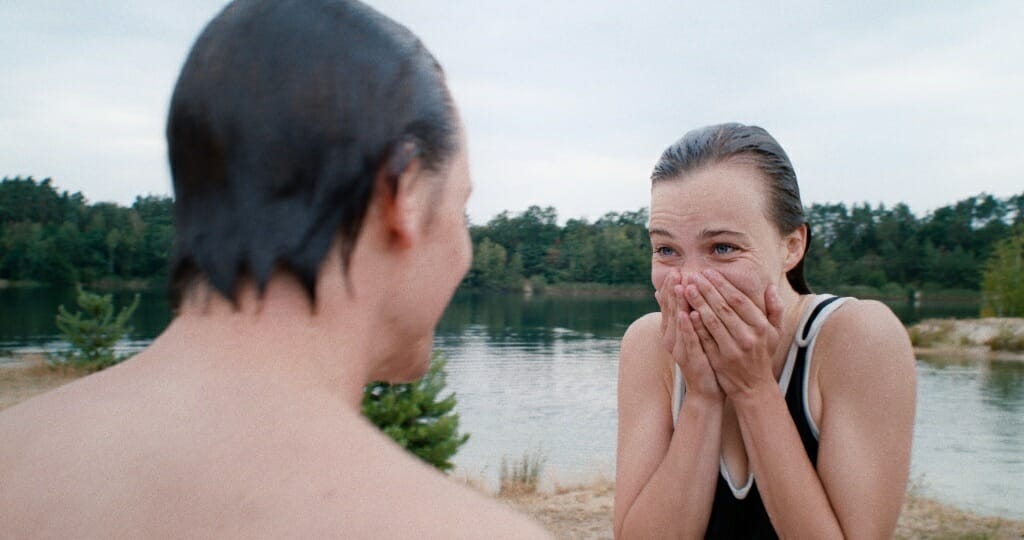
top-left (0, 1), bottom-right (550, 537)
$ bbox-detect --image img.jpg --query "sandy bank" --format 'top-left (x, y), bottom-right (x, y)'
top-left (497, 480), bottom-right (1024, 539)
top-left (909, 317), bottom-right (1024, 361)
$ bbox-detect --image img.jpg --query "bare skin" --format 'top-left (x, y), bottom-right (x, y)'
top-left (0, 133), bottom-right (551, 539)
top-left (615, 160), bottom-right (916, 539)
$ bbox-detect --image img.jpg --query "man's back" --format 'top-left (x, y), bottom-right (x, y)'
top-left (0, 340), bottom-right (548, 538)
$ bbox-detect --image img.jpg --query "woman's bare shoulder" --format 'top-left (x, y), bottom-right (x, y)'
top-left (815, 298), bottom-right (915, 384)
top-left (620, 312), bottom-right (668, 367)
top-left (622, 312), bottom-right (662, 351)
top-left (620, 312), bottom-right (675, 396)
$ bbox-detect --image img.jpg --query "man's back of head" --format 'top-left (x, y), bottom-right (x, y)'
top-left (168, 0), bottom-right (456, 303)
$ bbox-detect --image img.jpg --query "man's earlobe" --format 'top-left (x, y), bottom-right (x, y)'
top-left (379, 144), bottom-right (425, 249)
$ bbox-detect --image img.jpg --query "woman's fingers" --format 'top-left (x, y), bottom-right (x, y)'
top-left (677, 308), bottom-right (709, 359)
top-left (701, 269), bottom-right (764, 327)
top-left (686, 308), bottom-right (719, 357)
top-left (677, 310), bottom-right (725, 400)
top-left (685, 281), bottom-right (735, 349)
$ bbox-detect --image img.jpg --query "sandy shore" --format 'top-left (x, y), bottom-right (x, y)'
top-left (4, 354), bottom-right (1023, 538)
top-left (910, 317), bottom-right (1024, 361)
top-left (0, 356), bottom-right (81, 412)
top-left (492, 479), bottom-right (1024, 540)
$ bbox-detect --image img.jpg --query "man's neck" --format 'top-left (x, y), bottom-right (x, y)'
top-left (152, 278), bottom-right (379, 410)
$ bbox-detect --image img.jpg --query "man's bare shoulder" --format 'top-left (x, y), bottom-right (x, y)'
top-left (286, 422), bottom-right (552, 539)
top-left (0, 360), bottom-right (552, 539)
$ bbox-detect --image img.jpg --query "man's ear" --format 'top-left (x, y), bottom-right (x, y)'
top-left (378, 141), bottom-right (427, 249)
top-left (782, 223), bottom-right (808, 272)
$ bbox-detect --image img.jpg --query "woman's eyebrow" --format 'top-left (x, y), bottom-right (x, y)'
top-left (649, 227), bottom-right (674, 238)
top-left (699, 228), bottom-right (751, 241)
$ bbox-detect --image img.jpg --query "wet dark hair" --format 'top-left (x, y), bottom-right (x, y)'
top-left (651, 123), bottom-right (812, 294)
top-left (167, 0), bottom-right (457, 305)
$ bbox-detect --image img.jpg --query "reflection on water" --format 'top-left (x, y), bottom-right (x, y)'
top-left (0, 287), bottom-right (170, 354)
top-left (913, 357), bottom-right (1024, 519)
top-left (1, 288), bottom-right (1021, 518)
top-left (437, 293), bottom-right (657, 340)
top-left (432, 294), bottom-right (656, 486)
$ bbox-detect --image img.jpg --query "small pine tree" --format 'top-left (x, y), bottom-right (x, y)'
top-left (362, 353), bottom-right (470, 471)
top-left (54, 286), bottom-right (140, 372)
top-left (981, 226), bottom-right (1024, 317)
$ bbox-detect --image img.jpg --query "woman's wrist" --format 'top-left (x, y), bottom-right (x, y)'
top-left (682, 389), bottom-right (725, 411)
top-left (729, 381), bottom-right (783, 414)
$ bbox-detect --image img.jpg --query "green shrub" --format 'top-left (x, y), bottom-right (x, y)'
top-left (981, 226), bottom-right (1024, 317)
top-left (362, 353), bottom-right (469, 472)
top-left (52, 286), bottom-right (139, 372)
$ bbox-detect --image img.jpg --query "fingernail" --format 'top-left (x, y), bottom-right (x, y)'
top-left (686, 285), bottom-right (699, 298)
top-left (703, 269), bottom-right (719, 280)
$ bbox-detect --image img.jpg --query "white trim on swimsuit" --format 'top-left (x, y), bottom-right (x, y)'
top-left (670, 294), bottom-right (851, 499)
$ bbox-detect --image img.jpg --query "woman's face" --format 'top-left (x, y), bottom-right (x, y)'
top-left (649, 160), bottom-right (798, 312)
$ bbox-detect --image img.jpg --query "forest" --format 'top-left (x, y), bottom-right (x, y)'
top-left (2, 175), bottom-right (1022, 296)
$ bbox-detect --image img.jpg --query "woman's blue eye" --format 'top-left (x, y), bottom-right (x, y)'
top-left (653, 246), bottom-right (675, 257)
top-left (713, 244), bottom-right (736, 255)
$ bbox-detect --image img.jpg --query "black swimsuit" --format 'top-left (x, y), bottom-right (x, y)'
top-left (670, 295), bottom-right (849, 539)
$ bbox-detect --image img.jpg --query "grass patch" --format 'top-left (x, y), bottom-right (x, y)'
top-left (908, 320), bottom-right (957, 347)
top-left (0, 355), bottom-right (82, 412)
top-left (499, 449), bottom-right (546, 497)
top-left (987, 324), bottom-right (1024, 352)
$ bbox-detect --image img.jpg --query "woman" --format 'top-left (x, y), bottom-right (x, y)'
top-left (614, 123), bottom-right (916, 539)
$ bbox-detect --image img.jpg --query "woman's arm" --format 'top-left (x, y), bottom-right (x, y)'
top-left (614, 308), bottom-right (723, 539)
top-left (614, 313), bottom-right (721, 539)
top-left (811, 300), bottom-right (916, 537)
top-left (734, 300), bottom-right (915, 539)
top-left (686, 270), bottom-right (915, 538)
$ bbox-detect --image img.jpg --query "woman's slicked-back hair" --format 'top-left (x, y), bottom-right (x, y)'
top-left (651, 123), bottom-right (812, 294)
top-left (167, 0), bottom-right (457, 305)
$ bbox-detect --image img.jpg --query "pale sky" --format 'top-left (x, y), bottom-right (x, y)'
top-left (2, 1), bottom-right (1021, 225)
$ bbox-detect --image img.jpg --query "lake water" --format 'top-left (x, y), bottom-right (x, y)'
top-left (1, 288), bottom-right (1021, 519)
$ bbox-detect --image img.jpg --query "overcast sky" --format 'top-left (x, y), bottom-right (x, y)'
top-left (2, 1), bottom-right (1021, 224)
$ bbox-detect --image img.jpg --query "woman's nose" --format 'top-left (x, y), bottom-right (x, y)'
top-left (677, 259), bottom-right (705, 284)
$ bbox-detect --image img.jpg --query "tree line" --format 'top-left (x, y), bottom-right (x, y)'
top-left (467, 196), bottom-right (1024, 295)
top-left (2, 175), bottom-right (1022, 295)
top-left (0, 177), bottom-right (173, 286)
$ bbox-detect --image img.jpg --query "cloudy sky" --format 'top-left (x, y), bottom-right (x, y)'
top-left (2, 1), bottom-right (1021, 224)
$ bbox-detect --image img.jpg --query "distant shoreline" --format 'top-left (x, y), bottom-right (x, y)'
top-left (0, 278), bottom-right (158, 291)
top-left (909, 317), bottom-right (1024, 361)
